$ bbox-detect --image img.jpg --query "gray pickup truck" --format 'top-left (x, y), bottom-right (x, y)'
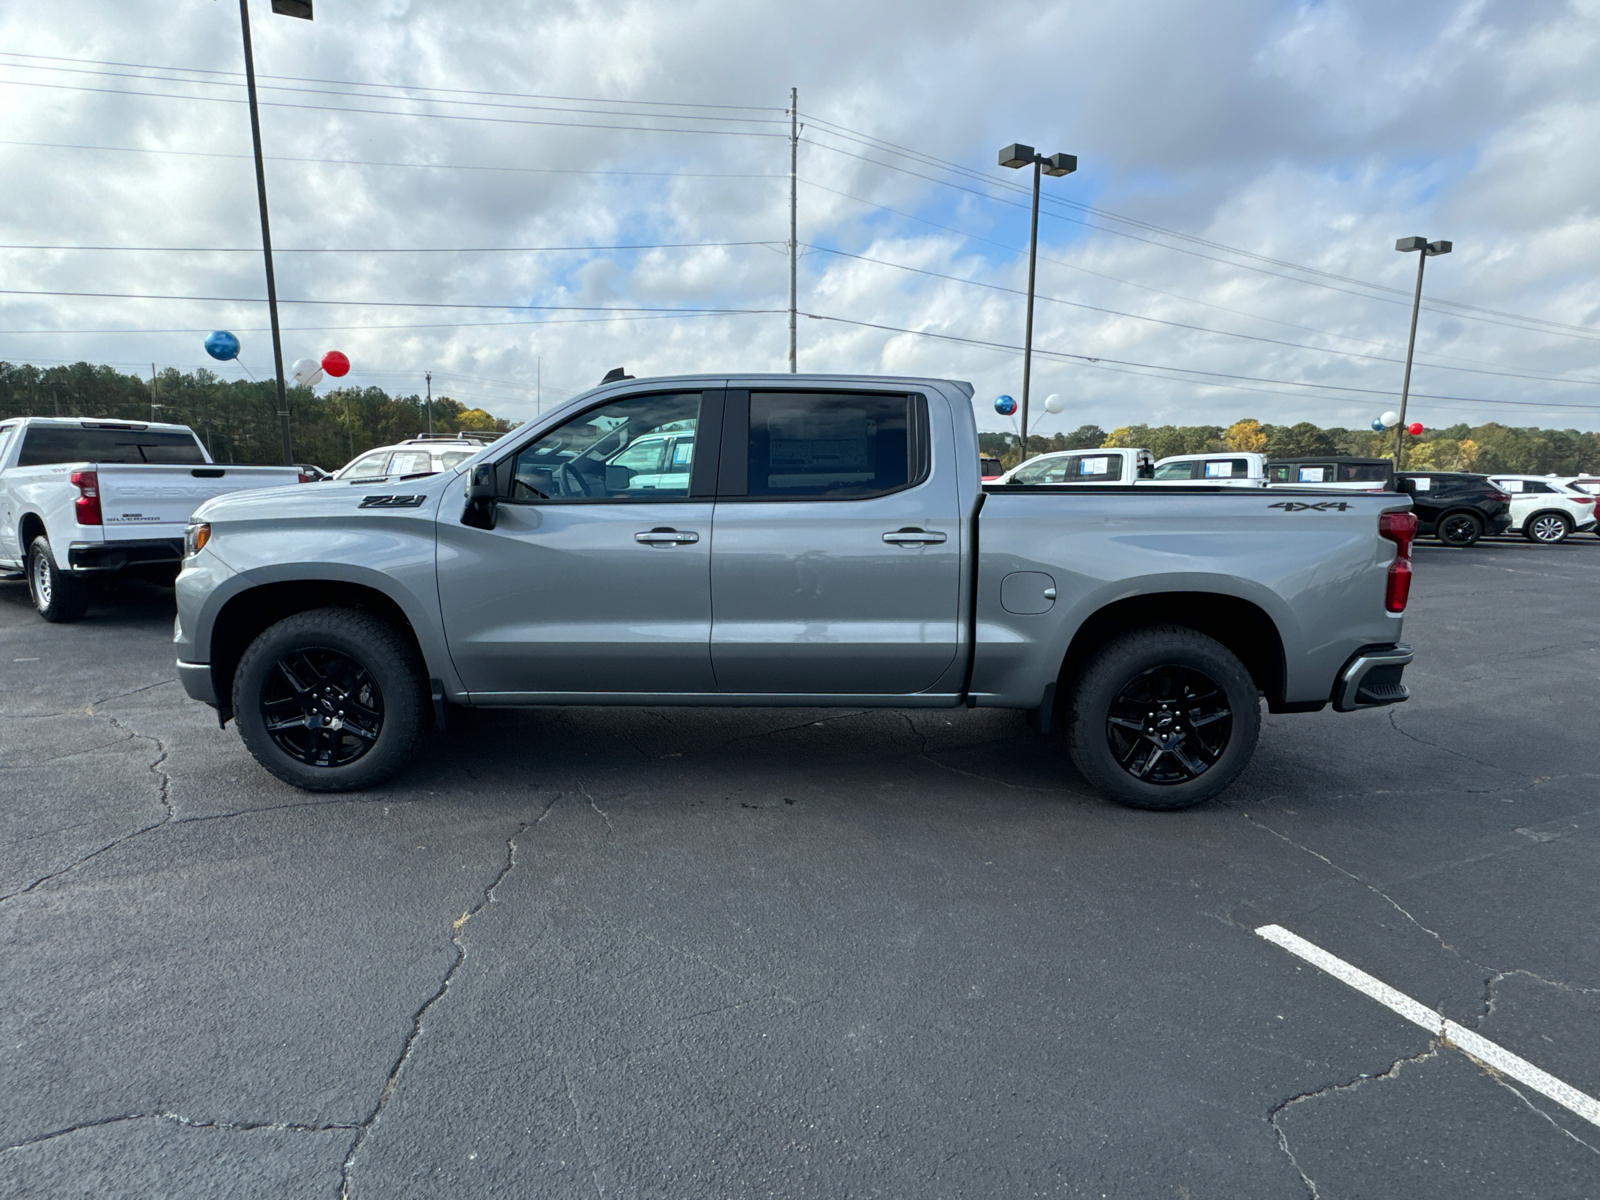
top-left (174, 373), bottom-right (1416, 809)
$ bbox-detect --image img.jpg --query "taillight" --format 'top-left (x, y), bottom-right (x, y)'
top-left (1572, 496), bottom-right (1595, 506)
top-left (70, 469), bottom-right (102, 525)
top-left (298, 472), bottom-right (314, 484)
top-left (1487, 489), bottom-right (1511, 504)
top-left (1379, 510), bottom-right (1417, 613)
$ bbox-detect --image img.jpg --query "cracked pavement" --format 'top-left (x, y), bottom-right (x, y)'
top-left (2, 540), bottom-right (1598, 1198)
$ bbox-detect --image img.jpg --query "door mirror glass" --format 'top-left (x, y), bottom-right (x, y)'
top-left (509, 393), bottom-right (700, 501)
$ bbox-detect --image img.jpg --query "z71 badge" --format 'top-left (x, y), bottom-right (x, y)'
top-left (1268, 500), bottom-right (1352, 512)
top-left (359, 495), bottom-right (428, 508)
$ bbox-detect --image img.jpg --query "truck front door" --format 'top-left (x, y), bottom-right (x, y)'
top-left (708, 389), bottom-right (962, 695)
top-left (437, 389), bottom-right (719, 696)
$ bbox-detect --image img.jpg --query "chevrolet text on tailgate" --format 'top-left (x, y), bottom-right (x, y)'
top-left (173, 374), bottom-right (1416, 810)
top-left (0, 417), bottom-right (305, 622)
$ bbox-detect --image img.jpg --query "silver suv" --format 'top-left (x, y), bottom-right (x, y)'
top-left (334, 433), bottom-right (500, 481)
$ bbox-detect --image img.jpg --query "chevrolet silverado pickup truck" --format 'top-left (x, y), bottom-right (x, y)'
top-left (174, 374), bottom-right (1417, 810)
top-left (0, 417), bottom-right (305, 621)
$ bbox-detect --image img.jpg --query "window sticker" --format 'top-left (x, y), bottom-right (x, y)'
top-left (1204, 460), bottom-right (1238, 478)
top-left (1412, 477), bottom-right (1431, 491)
top-left (1499, 479), bottom-right (1524, 492)
top-left (1297, 466), bottom-right (1328, 483)
top-left (1079, 456), bottom-right (1111, 476)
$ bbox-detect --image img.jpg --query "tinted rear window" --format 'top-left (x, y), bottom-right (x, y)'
top-left (18, 425), bottom-right (205, 466)
top-left (1338, 462), bottom-right (1391, 483)
top-left (746, 392), bottom-right (913, 498)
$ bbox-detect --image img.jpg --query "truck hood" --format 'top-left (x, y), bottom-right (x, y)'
top-left (193, 471), bottom-right (459, 523)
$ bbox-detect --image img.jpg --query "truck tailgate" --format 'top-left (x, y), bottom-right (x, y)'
top-left (97, 465), bottom-right (303, 541)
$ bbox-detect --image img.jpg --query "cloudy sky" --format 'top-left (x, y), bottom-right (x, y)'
top-left (3, 0), bottom-right (1599, 437)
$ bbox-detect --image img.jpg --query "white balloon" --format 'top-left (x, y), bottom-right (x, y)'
top-left (1379, 410), bottom-right (1400, 428)
top-left (292, 357), bottom-right (325, 387)
top-left (1043, 393), bottom-right (1065, 414)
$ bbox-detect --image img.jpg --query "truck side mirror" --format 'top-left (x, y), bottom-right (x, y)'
top-left (461, 463), bottom-right (498, 529)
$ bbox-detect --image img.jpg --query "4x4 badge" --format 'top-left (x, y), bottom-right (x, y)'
top-left (1269, 501), bottom-right (1352, 512)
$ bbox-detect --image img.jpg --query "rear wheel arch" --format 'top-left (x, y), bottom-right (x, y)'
top-left (209, 580), bottom-right (429, 721)
top-left (1055, 592), bottom-right (1288, 715)
top-left (17, 512), bottom-right (46, 562)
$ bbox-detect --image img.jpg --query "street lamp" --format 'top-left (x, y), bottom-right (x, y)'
top-left (999, 143), bottom-right (1076, 463)
top-left (1393, 235), bottom-right (1451, 468)
top-left (236, 0), bottom-right (313, 465)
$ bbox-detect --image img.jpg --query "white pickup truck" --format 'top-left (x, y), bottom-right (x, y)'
top-left (0, 417), bottom-right (305, 622)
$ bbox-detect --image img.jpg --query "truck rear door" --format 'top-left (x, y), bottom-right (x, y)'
top-left (708, 388), bottom-right (962, 695)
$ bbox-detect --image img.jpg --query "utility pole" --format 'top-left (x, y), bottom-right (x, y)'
top-left (788, 86), bottom-right (798, 373)
top-left (536, 355), bottom-right (542, 416)
top-left (425, 371), bottom-right (433, 435)
top-left (150, 363), bottom-right (162, 422)
top-left (237, 0), bottom-right (306, 466)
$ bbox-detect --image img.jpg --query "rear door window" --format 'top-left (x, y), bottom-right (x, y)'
top-left (18, 424), bottom-right (206, 466)
top-left (1063, 453), bottom-right (1120, 481)
top-left (1339, 462), bottom-right (1391, 483)
top-left (386, 450), bottom-right (432, 476)
top-left (741, 392), bottom-right (919, 499)
top-left (1203, 458), bottom-right (1250, 479)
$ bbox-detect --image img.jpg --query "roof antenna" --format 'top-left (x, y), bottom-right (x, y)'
top-left (600, 367), bottom-right (633, 384)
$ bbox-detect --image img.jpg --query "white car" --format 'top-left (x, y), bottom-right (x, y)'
top-left (994, 447), bottom-right (1153, 485)
top-left (335, 434), bottom-right (499, 481)
top-left (1151, 452), bottom-right (1268, 486)
top-left (1484, 475), bottom-right (1598, 544)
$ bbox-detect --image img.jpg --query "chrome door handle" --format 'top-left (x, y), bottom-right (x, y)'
top-left (635, 528), bottom-right (699, 544)
top-left (882, 528), bottom-right (947, 545)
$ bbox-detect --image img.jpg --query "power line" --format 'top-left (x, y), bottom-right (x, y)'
top-left (0, 60), bottom-right (789, 126)
top-left (0, 50), bottom-right (785, 112)
top-left (801, 313), bottom-right (1600, 413)
top-left (806, 244), bottom-right (1600, 389)
top-left (0, 241), bottom-right (780, 254)
top-left (0, 311), bottom-right (778, 335)
top-left (800, 113), bottom-right (1600, 343)
top-left (0, 138), bottom-right (782, 179)
top-left (0, 288), bottom-right (783, 315)
top-left (0, 78), bottom-right (788, 139)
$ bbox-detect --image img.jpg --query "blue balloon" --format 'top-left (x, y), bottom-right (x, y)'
top-left (1371, 418), bottom-right (1386, 432)
top-left (204, 330), bottom-right (240, 361)
top-left (994, 394), bottom-right (1017, 416)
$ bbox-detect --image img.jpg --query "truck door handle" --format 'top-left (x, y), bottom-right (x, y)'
top-left (635, 528), bottom-right (699, 545)
top-left (882, 528), bottom-right (947, 545)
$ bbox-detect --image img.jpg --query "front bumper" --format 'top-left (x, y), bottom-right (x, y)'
top-left (1332, 642), bottom-right (1413, 712)
top-left (177, 659), bottom-right (217, 705)
top-left (69, 537), bottom-right (183, 573)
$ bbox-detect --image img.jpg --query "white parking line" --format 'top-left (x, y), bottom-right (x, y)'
top-left (1256, 924), bottom-right (1600, 1130)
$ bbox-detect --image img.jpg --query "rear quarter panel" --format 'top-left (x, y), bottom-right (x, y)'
top-left (973, 488), bottom-right (1407, 707)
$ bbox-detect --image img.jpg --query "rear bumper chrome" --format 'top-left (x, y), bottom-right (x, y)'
top-left (1333, 643), bottom-right (1413, 712)
top-left (68, 537), bottom-right (184, 573)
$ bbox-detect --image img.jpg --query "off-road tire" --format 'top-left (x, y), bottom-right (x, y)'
top-left (1065, 625), bottom-right (1262, 811)
top-left (1436, 512), bottom-right (1482, 548)
top-left (233, 607), bottom-right (429, 792)
top-left (27, 535), bottom-right (89, 623)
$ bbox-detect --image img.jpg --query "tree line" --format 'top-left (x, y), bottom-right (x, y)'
top-left (0, 361), bottom-right (513, 470)
top-left (979, 418), bottom-right (1600, 475)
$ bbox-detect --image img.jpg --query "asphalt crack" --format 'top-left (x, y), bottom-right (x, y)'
top-left (1, 1110), bottom-right (354, 1154)
top-left (337, 818), bottom-right (533, 1199)
top-left (1268, 1041), bottom-right (1442, 1198)
top-left (0, 714), bottom-right (172, 903)
top-left (1386, 709), bottom-right (1504, 772)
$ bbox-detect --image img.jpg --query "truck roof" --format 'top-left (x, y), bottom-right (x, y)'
top-left (3, 416), bottom-right (198, 434)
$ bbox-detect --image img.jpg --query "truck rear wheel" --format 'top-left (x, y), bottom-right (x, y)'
top-left (232, 608), bottom-right (429, 792)
top-left (27, 535), bottom-right (89, 623)
top-left (1065, 626), bottom-right (1261, 810)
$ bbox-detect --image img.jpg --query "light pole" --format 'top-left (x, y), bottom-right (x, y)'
top-left (1393, 236), bottom-right (1451, 468)
top-left (237, 0), bottom-right (313, 465)
top-left (999, 143), bottom-right (1076, 462)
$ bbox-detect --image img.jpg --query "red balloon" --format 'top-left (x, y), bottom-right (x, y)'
top-left (1407, 422), bottom-right (1424, 436)
top-left (321, 350), bottom-right (350, 378)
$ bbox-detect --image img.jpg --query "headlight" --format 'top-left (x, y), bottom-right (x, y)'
top-left (184, 522), bottom-right (211, 559)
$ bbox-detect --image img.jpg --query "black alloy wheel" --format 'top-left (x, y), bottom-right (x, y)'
top-left (232, 607), bottom-right (429, 791)
top-left (259, 646), bottom-right (385, 767)
top-left (1437, 512), bottom-right (1483, 548)
top-left (1105, 664), bottom-right (1233, 784)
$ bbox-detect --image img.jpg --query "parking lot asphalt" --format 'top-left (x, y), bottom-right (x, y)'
top-left (2, 536), bottom-right (1597, 1200)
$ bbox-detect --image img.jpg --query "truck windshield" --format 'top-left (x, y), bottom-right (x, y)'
top-left (18, 425), bottom-right (206, 466)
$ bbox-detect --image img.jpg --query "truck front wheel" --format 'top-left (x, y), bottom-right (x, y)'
top-left (232, 607), bottom-right (430, 792)
top-left (1065, 626), bottom-right (1261, 810)
top-left (27, 535), bottom-right (89, 623)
